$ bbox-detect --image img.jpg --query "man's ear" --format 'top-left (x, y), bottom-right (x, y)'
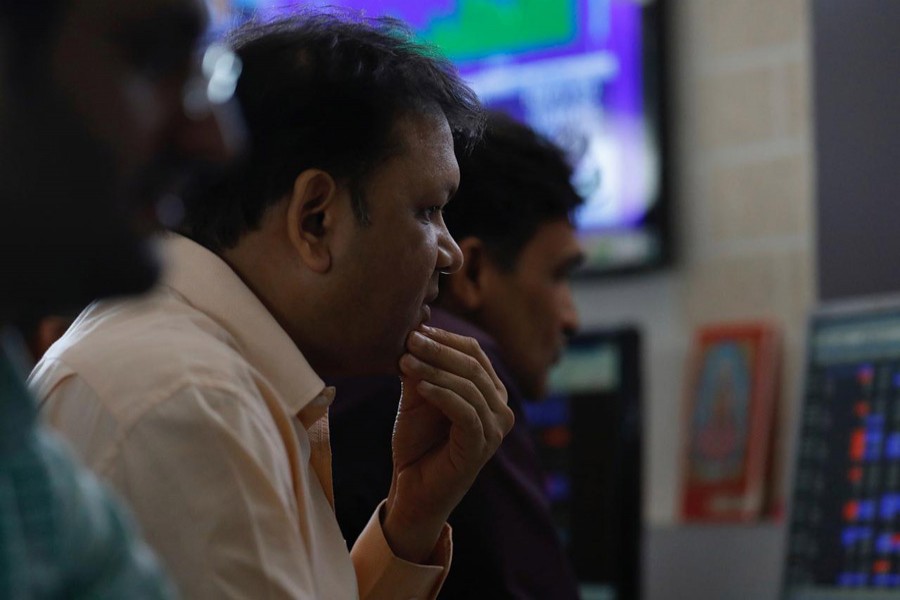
top-left (285, 169), bottom-right (340, 273)
top-left (444, 237), bottom-right (493, 312)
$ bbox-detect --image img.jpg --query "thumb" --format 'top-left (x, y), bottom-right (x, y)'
top-left (398, 374), bottom-right (424, 413)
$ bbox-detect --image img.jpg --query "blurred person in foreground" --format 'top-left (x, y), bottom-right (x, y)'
top-left (330, 111), bottom-right (586, 599)
top-left (30, 14), bottom-right (514, 600)
top-left (0, 0), bottom-right (238, 596)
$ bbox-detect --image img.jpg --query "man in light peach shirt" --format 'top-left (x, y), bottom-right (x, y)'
top-left (29, 13), bottom-right (514, 600)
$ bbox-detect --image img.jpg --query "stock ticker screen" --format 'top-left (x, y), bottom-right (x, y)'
top-left (785, 301), bottom-right (900, 600)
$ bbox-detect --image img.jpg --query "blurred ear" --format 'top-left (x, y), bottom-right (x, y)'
top-left (285, 169), bottom-right (341, 273)
top-left (443, 237), bottom-right (495, 312)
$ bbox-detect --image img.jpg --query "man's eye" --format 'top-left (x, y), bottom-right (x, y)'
top-left (422, 206), bottom-right (443, 220)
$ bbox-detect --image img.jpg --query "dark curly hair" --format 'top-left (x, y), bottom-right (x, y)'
top-left (0, 1), bottom-right (64, 82)
top-left (445, 110), bottom-right (584, 271)
top-left (182, 11), bottom-right (485, 252)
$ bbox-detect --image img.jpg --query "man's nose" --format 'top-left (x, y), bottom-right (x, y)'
top-left (437, 225), bottom-right (464, 275)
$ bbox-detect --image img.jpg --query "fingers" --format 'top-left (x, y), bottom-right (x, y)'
top-left (401, 327), bottom-right (514, 438)
top-left (418, 325), bottom-right (505, 394)
top-left (400, 353), bottom-right (494, 442)
top-left (405, 328), bottom-right (509, 419)
top-left (409, 378), bottom-right (486, 452)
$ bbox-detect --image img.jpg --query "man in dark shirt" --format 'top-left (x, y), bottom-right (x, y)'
top-left (331, 111), bottom-right (586, 599)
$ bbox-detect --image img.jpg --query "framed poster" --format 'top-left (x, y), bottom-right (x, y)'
top-left (680, 322), bottom-right (781, 521)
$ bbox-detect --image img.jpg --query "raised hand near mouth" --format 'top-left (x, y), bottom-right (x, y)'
top-left (381, 324), bottom-right (514, 563)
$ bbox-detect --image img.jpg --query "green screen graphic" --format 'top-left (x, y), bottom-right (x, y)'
top-left (421, 0), bottom-right (578, 62)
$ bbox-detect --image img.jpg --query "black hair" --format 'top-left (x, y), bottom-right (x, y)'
top-left (182, 11), bottom-right (484, 252)
top-left (0, 1), bottom-right (65, 83)
top-left (444, 110), bottom-right (584, 271)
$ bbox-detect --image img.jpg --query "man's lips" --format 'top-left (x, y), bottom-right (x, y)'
top-left (419, 285), bottom-right (438, 325)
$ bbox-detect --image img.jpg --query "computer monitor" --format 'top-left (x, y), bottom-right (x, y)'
top-left (783, 297), bottom-right (900, 599)
top-left (523, 327), bottom-right (643, 600)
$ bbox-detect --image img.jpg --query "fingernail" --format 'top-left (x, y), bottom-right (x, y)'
top-left (409, 331), bottom-right (427, 348)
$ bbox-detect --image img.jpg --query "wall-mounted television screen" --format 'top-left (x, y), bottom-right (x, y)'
top-left (214, 0), bottom-right (669, 275)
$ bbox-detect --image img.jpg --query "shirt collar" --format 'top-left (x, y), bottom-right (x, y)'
top-left (160, 233), bottom-right (327, 417)
top-left (297, 385), bottom-right (335, 430)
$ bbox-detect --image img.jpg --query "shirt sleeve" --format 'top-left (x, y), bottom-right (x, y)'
top-left (351, 502), bottom-right (452, 600)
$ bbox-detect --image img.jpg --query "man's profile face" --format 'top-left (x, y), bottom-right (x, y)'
top-left (2, 0), bottom-right (223, 313)
top-left (479, 219), bottom-right (584, 399)
top-left (329, 111), bottom-right (464, 374)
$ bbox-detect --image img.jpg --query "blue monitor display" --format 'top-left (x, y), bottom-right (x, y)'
top-left (211, 0), bottom-right (669, 275)
top-left (784, 298), bottom-right (900, 600)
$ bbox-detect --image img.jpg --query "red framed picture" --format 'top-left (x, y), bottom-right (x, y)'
top-left (680, 322), bottom-right (781, 521)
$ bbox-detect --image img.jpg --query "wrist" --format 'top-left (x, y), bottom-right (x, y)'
top-left (381, 497), bottom-right (446, 564)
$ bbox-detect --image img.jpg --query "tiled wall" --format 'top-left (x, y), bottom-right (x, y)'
top-left (573, 0), bottom-right (814, 525)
